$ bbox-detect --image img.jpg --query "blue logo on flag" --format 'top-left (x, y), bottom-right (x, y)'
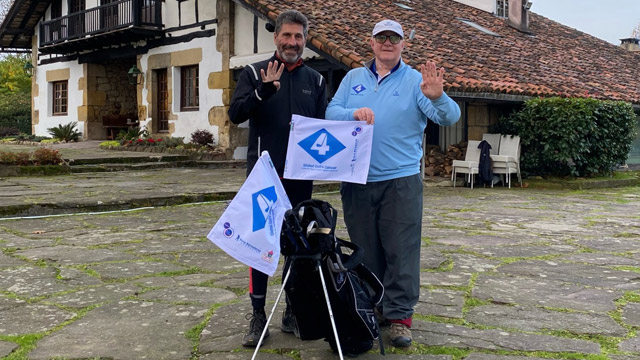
top-left (223, 222), bottom-right (234, 238)
top-left (251, 186), bottom-right (277, 232)
top-left (298, 128), bottom-right (346, 163)
top-left (352, 84), bottom-right (366, 94)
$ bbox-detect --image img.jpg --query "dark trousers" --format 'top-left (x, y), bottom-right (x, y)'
top-left (340, 174), bottom-right (423, 321)
top-left (249, 178), bottom-right (313, 309)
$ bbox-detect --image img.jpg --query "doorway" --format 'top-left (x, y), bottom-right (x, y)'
top-left (156, 69), bottom-right (169, 133)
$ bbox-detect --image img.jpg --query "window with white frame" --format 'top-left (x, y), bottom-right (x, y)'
top-left (496, 0), bottom-right (508, 17)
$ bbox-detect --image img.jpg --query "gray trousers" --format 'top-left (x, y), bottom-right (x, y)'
top-left (340, 174), bottom-right (423, 321)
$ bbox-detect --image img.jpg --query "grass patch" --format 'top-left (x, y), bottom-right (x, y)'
top-left (0, 333), bottom-right (44, 360)
top-left (611, 266), bottom-right (640, 273)
top-left (0, 303), bottom-right (101, 360)
top-left (390, 343), bottom-right (470, 359)
top-left (613, 232), bottom-right (640, 238)
top-left (498, 253), bottom-right (565, 265)
top-left (185, 303), bottom-right (233, 359)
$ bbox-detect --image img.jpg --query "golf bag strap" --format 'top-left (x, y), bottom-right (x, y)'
top-left (354, 263), bottom-right (384, 305)
top-left (334, 238), bottom-right (365, 270)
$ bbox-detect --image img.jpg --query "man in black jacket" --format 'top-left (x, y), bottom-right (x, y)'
top-left (228, 9), bottom-right (327, 347)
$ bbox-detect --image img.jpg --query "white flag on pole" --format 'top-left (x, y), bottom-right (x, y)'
top-left (207, 151), bottom-right (291, 276)
top-left (284, 115), bottom-right (373, 184)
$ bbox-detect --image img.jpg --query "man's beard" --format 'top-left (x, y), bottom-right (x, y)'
top-left (278, 45), bottom-right (302, 64)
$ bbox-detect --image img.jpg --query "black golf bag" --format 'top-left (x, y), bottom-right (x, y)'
top-left (281, 199), bottom-right (385, 356)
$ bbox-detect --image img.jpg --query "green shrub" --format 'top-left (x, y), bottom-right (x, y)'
top-left (0, 127), bottom-right (20, 137)
top-left (13, 133), bottom-right (49, 142)
top-left (0, 149), bottom-right (63, 165)
top-left (117, 126), bottom-right (148, 141)
top-left (161, 136), bottom-right (185, 147)
top-left (47, 122), bottom-right (81, 142)
top-left (190, 129), bottom-right (214, 146)
top-left (0, 151), bottom-right (30, 165)
top-left (493, 97), bottom-right (637, 177)
top-left (99, 140), bottom-right (121, 148)
top-left (0, 151), bottom-right (16, 163)
top-left (32, 148), bottom-right (63, 165)
top-left (0, 91), bottom-right (31, 134)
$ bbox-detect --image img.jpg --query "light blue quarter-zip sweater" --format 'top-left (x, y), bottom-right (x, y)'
top-left (326, 59), bottom-right (461, 182)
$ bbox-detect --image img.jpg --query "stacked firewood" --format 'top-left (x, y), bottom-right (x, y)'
top-left (423, 141), bottom-right (468, 178)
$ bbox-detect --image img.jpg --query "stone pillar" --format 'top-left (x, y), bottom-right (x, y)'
top-left (213, 0), bottom-right (247, 158)
top-left (80, 63), bottom-right (107, 139)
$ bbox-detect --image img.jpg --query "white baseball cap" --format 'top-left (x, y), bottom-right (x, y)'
top-left (372, 19), bottom-right (404, 38)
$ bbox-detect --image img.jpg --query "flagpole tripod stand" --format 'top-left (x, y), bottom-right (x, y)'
top-left (251, 253), bottom-right (344, 360)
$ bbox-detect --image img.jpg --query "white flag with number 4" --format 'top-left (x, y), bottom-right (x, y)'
top-left (284, 115), bottom-right (373, 184)
top-left (207, 151), bottom-right (291, 276)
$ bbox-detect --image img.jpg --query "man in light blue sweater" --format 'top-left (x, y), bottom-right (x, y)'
top-left (326, 19), bottom-right (460, 348)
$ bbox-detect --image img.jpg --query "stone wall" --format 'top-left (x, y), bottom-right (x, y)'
top-left (98, 62), bottom-right (138, 121)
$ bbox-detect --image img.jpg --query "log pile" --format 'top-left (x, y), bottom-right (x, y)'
top-left (423, 141), bottom-right (468, 178)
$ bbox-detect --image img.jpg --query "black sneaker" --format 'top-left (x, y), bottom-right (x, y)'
top-left (281, 306), bottom-right (299, 337)
top-left (242, 310), bottom-right (269, 347)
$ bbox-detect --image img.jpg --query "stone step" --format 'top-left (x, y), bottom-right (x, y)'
top-left (69, 160), bottom-right (247, 173)
top-left (70, 162), bottom-right (182, 173)
top-left (65, 154), bottom-right (189, 166)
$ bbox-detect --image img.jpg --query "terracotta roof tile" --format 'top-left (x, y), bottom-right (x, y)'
top-left (238, 0), bottom-right (640, 104)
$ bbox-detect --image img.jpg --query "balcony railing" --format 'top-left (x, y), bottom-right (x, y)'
top-left (39, 0), bottom-right (162, 48)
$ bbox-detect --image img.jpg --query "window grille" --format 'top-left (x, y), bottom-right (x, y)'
top-left (496, 0), bottom-right (508, 17)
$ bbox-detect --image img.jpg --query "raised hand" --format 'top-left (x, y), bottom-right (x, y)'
top-left (419, 61), bottom-right (445, 100)
top-left (260, 61), bottom-right (285, 91)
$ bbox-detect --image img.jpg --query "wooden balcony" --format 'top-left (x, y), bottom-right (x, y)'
top-left (39, 0), bottom-right (162, 54)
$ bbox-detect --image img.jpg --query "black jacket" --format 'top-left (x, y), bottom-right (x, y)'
top-left (228, 54), bottom-right (327, 176)
top-left (478, 140), bottom-right (493, 185)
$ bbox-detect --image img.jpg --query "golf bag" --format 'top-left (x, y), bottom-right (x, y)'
top-left (281, 199), bottom-right (385, 356)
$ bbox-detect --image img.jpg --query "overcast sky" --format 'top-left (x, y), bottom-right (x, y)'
top-left (531, 0), bottom-right (640, 45)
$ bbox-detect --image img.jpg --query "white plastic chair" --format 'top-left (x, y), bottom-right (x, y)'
top-left (482, 133), bottom-right (501, 155)
top-left (490, 135), bottom-right (522, 188)
top-left (451, 140), bottom-right (481, 189)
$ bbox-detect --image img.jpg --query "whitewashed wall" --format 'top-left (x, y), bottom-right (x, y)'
top-left (32, 62), bottom-right (85, 137)
top-left (451, 0), bottom-right (495, 13)
top-left (138, 36), bottom-right (223, 144)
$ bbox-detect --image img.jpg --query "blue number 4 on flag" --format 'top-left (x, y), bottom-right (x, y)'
top-left (298, 128), bottom-right (346, 163)
top-left (207, 151), bottom-right (291, 276)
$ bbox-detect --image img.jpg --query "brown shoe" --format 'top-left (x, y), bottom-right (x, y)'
top-left (389, 323), bottom-right (412, 347)
top-left (242, 310), bottom-right (269, 347)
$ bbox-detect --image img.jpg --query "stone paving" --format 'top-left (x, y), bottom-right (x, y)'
top-left (1, 152), bottom-right (640, 358)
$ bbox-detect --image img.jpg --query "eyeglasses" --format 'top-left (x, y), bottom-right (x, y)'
top-left (374, 34), bottom-right (402, 44)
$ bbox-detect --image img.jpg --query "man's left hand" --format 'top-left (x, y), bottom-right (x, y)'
top-left (420, 61), bottom-right (445, 100)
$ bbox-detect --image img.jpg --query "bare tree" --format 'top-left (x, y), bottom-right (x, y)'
top-left (633, 23), bottom-right (640, 39)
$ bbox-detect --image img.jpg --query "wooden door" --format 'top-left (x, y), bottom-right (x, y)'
top-left (156, 69), bottom-right (169, 132)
